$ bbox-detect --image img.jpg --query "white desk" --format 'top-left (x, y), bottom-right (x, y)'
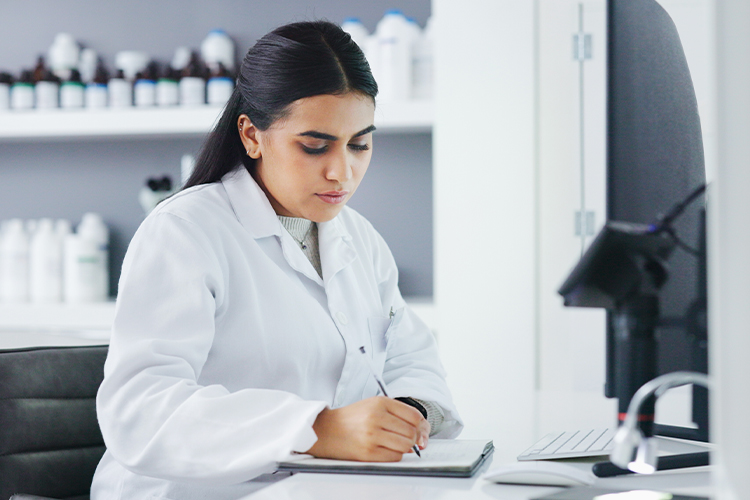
top-left (240, 460), bottom-right (713, 500)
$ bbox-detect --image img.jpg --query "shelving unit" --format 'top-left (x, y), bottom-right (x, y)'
top-left (0, 99), bottom-right (432, 141)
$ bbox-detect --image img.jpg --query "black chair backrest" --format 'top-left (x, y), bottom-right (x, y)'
top-left (0, 345), bottom-right (108, 500)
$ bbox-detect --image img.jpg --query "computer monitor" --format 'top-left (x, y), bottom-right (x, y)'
top-left (562, 0), bottom-right (708, 441)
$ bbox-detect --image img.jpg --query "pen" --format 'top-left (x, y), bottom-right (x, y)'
top-left (359, 345), bottom-right (421, 458)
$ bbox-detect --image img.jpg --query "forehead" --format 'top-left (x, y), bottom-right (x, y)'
top-left (272, 93), bottom-right (375, 136)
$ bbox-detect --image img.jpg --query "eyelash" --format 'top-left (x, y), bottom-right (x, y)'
top-left (301, 143), bottom-right (370, 155)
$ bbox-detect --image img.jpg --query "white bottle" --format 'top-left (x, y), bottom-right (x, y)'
top-left (0, 75), bottom-right (11, 111)
top-left (375, 10), bottom-right (413, 102)
top-left (181, 153), bottom-right (196, 186)
top-left (35, 80), bottom-right (59, 109)
top-left (30, 218), bottom-right (63, 303)
top-left (64, 213), bottom-right (108, 303)
top-left (60, 70), bottom-right (85, 109)
top-left (341, 18), bottom-right (370, 51)
top-left (108, 69), bottom-right (132, 108)
top-left (411, 17), bottom-right (433, 100)
top-left (201, 30), bottom-right (235, 72)
top-left (0, 219), bottom-right (30, 303)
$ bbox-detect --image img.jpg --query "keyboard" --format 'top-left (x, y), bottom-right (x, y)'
top-left (517, 428), bottom-right (616, 461)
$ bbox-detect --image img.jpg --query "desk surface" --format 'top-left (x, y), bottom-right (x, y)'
top-left (240, 462), bottom-right (714, 500)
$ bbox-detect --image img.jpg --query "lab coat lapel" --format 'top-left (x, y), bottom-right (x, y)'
top-left (318, 217), bottom-right (357, 286)
top-left (221, 167), bottom-right (281, 240)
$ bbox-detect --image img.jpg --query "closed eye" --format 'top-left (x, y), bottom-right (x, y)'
top-left (302, 144), bottom-right (328, 155)
top-left (348, 143), bottom-right (370, 152)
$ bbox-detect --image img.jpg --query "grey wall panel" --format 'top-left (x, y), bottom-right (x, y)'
top-left (0, 0), bottom-right (433, 298)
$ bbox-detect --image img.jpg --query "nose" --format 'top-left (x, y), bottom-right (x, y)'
top-left (325, 147), bottom-right (353, 183)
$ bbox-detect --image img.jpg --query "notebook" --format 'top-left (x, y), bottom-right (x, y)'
top-left (277, 439), bottom-right (494, 478)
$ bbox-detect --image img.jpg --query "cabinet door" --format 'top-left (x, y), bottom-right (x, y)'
top-left (538, 0), bottom-right (613, 432)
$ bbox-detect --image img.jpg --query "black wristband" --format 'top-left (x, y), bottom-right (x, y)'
top-left (395, 396), bottom-right (428, 419)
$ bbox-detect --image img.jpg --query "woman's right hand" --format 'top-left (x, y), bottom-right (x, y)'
top-left (305, 396), bottom-right (426, 462)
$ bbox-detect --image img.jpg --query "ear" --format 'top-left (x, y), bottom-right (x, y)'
top-left (238, 114), bottom-right (262, 159)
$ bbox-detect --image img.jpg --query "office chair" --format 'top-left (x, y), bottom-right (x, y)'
top-left (0, 345), bottom-right (108, 500)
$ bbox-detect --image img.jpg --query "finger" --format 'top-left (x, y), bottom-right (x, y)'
top-left (379, 411), bottom-right (419, 442)
top-left (386, 399), bottom-right (425, 427)
top-left (376, 427), bottom-right (420, 455)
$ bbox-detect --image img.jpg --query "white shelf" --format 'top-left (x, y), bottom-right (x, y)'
top-left (0, 301), bottom-right (116, 333)
top-left (0, 298), bottom-right (435, 345)
top-left (0, 100), bottom-right (432, 141)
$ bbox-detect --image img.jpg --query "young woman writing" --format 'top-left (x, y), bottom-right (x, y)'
top-left (91, 20), bottom-right (462, 500)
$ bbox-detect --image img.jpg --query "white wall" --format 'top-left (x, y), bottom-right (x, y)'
top-left (711, 1), bottom-right (750, 497)
top-left (433, 0), bottom-right (537, 462)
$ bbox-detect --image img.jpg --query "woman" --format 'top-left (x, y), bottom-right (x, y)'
top-left (91, 20), bottom-right (462, 499)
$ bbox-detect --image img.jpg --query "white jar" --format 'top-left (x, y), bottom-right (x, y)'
top-left (63, 234), bottom-right (104, 303)
top-left (0, 219), bottom-right (30, 303)
top-left (30, 218), bottom-right (63, 303)
top-left (156, 78), bottom-right (179, 106)
top-left (85, 83), bottom-right (108, 109)
top-left (341, 18), bottom-right (370, 51)
top-left (108, 75), bottom-right (132, 108)
top-left (375, 10), bottom-right (413, 102)
top-left (60, 81), bottom-right (85, 108)
top-left (180, 76), bottom-right (206, 106)
top-left (134, 79), bottom-right (156, 107)
top-left (11, 82), bottom-right (34, 110)
top-left (35, 80), bottom-right (60, 109)
top-left (207, 76), bottom-right (233, 105)
top-left (65, 213), bottom-right (109, 303)
top-left (48, 33), bottom-right (80, 81)
top-left (201, 29), bottom-right (235, 72)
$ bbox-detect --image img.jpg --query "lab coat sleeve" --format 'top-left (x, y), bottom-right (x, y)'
top-left (97, 212), bottom-right (326, 485)
top-left (368, 227), bottom-right (464, 439)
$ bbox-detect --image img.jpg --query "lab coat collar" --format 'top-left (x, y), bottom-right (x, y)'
top-left (221, 167), bottom-right (282, 240)
top-left (221, 166), bottom-right (356, 285)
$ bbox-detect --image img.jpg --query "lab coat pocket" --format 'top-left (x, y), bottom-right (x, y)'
top-left (363, 308), bottom-right (405, 398)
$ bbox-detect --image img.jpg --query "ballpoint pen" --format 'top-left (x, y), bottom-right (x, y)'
top-left (359, 345), bottom-right (422, 458)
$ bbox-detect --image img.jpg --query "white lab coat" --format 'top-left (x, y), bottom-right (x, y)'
top-left (91, 166), bottom-right (462, 500)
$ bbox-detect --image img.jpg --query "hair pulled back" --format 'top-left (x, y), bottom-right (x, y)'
top-left (183, 20), bottom-right (378, 189)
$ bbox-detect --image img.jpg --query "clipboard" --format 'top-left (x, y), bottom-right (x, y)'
top-left (277, 439), bottom-right (494, 478)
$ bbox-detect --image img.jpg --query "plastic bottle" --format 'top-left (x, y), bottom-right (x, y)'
top-left (201, 30), bottom-right (235, 73)
top-left (60, 69), bottom-right (85, 108)
top-left (134, 62), bottom-right (158, 107)
top-left (108, 69), bottom-right (132, 108)
top-left (180, 52), bottom-right (207, 106)
top-left (0, 72), bottom-right (12, 111)
top-left (85, 60), bottom-right (109, 109)
top-left (34, 57), bottom-right (60, 109)
top-left (375, 10), bottom-right (413, 102)
top-left (341, 18), bottom-right (370, 51)
top-left (64, 213), bottom-right (108, 303)
top-left (48, 33), bottom-right (80, 81)
top-left (156, 66), bottom-right (179, 107)
top-left (78, 48), bottom-right (98, 83)
top-left (207, 62), bottom-right (234, 106)
top-left (411, 17), bottom-right (433, 100)
top-left (30, 218), bottom-right (63, 303)
top-left (0, 219), bottom-right (30, 303)
top-left (10, 70), bottom-right (34, 110)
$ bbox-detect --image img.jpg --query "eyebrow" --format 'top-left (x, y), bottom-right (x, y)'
top-left (298, 125), bottom-right (377, 141)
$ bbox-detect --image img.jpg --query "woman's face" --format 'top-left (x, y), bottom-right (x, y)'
top-left (238, 92), bottom-right (375, 223)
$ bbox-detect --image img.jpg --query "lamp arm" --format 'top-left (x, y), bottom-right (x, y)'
top-left (623, 371), bottom-right (711, 429)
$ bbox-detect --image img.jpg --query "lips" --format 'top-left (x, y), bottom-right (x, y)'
top-left (317, 191), bottom-right (349, 205)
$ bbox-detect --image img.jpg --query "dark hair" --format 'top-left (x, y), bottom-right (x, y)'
top-left (183, 20), bottom-right (378, 189)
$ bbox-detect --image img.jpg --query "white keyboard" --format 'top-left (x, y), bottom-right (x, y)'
top-left (517, 428), bottom-right (616, 461)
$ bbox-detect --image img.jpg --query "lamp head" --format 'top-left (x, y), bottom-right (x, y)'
top-left (628, 437), bottom-right (658, 474)
top-left (610, 424), bottom-right (641, 469)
